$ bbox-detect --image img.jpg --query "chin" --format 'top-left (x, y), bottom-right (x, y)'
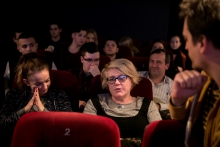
top-left (192, 64), bottom-right (202, 71)
top-left (39, 91), bottom-right (48, 96)
top-left (113, 93), bottom-right (124, 99)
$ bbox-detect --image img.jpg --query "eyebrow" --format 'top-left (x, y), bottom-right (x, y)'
top-left (21, 43), bottom-right (34, 47)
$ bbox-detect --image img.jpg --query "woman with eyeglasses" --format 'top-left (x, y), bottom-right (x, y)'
top-left (83, 58), bottom-right (161, 147)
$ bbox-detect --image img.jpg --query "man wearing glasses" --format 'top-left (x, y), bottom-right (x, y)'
top-left (74, 42), bottom-right (101, 111)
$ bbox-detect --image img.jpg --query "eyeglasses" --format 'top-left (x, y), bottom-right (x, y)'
top-left (83, 57), bottom-right (100, 63)
top-left (107, 75), bottom-right (128, 84)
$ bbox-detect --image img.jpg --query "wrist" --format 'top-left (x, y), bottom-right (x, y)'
top-left (38, 105), bottom-right (45, 111)
top-left (170, 96), bottom-right (186, 107)
top-left (156, 103), bottom-right (161, 110)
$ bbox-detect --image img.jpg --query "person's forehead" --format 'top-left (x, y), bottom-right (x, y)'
top-left (153, 42), bottom-right (163, 46)
top-left (106, 40), bottom-right (116, 44)
top-left (77, 30), bottom-right (86, 34)
top-left (50, 24), bottom-right (59, 29)
top-left (19, 37), bottom-right (36, 44)
top-left (150, 52), bottom-right (165, 59)
top-left (107, 68), bottom-right (123, 74)
top-left (171, 36), bottom-right (180, 41)
top-left (84, 52), bottom-right (100, 58)
top-left (87, 33), bottom-right (94, 37)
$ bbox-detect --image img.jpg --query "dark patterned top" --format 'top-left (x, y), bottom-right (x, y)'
top-left (0, 87), bottom-right (72, 134)
top-left (74, 67), bottom-right (94, 102)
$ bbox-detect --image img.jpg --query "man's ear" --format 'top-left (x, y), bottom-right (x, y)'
top-left (80, 56), bottom-right (84, 63)
top-left (17, 46), bottom-right (21, 52)
top-left (200, 35), bottom-right (209, 54)
top-left (13, 37), bottom-right (16, 43)
top-left (71, 33), bottom-right (75, 39)
top-left (165, 62), bottom-right (170, 70)
top-left (23, 79), bottom-right (29, 86)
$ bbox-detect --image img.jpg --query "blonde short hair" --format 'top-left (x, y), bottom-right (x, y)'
top-left (101, 58), bottom-right (141, 90)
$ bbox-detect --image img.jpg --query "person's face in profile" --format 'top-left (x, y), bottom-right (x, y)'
top-left (23, 68), bottom-right (51, 96)
top-left (18, 37), bottom-right (38, 55)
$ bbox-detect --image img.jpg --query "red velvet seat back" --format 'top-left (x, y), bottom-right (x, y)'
top-left (125, 57), bottom-right (149, 71)
top-left (117, 46), bottom-right (133, 58)
top-left (141, 120), bottom-right (185, 147)
top-left (11, 112), bottom-right (121, 147)
top-left (49, 70), bottom-right (79, 111)
top-left (99, 55), bottom-right (111, 70)
top-left (132, 38), bottom-right (142, 50)
top-left (90, 75), bottom-right (153, 100)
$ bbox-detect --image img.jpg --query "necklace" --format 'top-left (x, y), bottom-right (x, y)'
top-left (118, 96), bottom-right (135, 109)
top-left (118, 104), bottom-right (124, 109)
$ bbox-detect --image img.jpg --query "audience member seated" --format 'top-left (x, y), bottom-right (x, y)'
top-left (0, 52), bottom-right (72, 147)
top-left (4, 32), bottom-right (40, 95)
top-left (62, 26), bottom-right (87, 72)
top-left (168, 34), bottom-right (186, 71)
top-left (103, 38), bottom-right (119, 61)
top-left (138, 49), bottom-right (173, 119)
top-left (119, 36), bottom-right (139, 57)
top-left (44, 21), bottom-right (63, 52)
top-left (151, 39), bottom-right (179, 79)
top-left (3, 29), bottom-right (23, 97)
top-left (73, 42), bottom-right (101, 111)
top-left (43, 21), bottom-right (68, 69)
top-left (83, 58), bottom-right (161, 147)
top-left (4, 32), bottom-right (57, 95)
top-left (86, 29), bottom-right (98, 45)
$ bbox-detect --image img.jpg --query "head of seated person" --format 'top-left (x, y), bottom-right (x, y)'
top-left (151, 39), bottom-right (166, 51)
top-left (83, 58), bottom-right (162, 144)
top-left (103, 38), bottom-right (119, 61)
top-left (119, 36), bottom-right (139, 57)
top-left (86, 29), bottom-right (98, 45)
top-left (17, 32), bottom-right (38, 55)
top-left (80, 42), bottom-right (100, 77)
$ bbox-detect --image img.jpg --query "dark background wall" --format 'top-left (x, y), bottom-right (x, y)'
top-left (1, 0), bottom-right (182, 46)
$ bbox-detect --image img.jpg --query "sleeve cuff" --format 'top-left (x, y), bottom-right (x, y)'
top-left (168, 97), bottom-right (190, 120)
top-left (17, 108), bottom-right (26, 117)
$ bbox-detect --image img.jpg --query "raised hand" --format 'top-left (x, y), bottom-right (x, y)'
top-left (45, 45), bottom-right (54, 52)
top-left (171, 70), bottom-right (207, 106)
top-left (34, 88), bottom-right (45, 111)
top-left (89, 65), bottom-right (100, 77)
top-left (24, 88), bottom-right (37, 113)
